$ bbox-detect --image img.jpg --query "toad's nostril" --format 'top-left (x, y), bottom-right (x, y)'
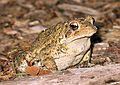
top-left (70, 22), bottom-right (79, 31)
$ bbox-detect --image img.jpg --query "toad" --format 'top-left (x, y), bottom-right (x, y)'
top-left (14, 16), bottom-right (97, 73)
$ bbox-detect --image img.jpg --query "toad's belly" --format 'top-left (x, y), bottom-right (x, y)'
top-left (54, 53), bottom-right (85, 70)
top-left (54, 38), bottom-right (91, 70)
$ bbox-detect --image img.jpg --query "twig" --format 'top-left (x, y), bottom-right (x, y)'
top-left (57, 4), bottom-right (100, 16)
top-left (57, 3), bottom-right (120, 16)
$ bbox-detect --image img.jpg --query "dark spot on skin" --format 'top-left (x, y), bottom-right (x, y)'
top-left (31, 62), bottom-right (35, 65)
top-left (36, 60), bottom-right (40, 62)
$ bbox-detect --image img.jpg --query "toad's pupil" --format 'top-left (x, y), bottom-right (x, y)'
top-left (70, 23), bottom-right (78, 31)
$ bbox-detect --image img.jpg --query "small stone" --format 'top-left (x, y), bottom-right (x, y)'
top-left (29, 20), bottom-right (40, 26)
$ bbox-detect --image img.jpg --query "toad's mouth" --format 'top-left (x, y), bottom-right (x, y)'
top-left (70, 36), bottom-right (90, 42)
top-left (66, 36), bottom-right (90, 44)
top-left (65, 32), bottom-right (95, 43)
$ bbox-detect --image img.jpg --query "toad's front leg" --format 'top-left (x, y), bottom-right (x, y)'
top-left (79, 49), bottom-right (91, 67)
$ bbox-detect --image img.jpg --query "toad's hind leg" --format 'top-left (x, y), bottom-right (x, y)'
top-left (79, 49), bottom-right (92, 67)
top-left (43, 58), bottom-right (58, 71)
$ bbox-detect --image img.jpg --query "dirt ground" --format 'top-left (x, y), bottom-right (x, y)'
top-left (0, 0), bottom-right (120, 85)
top-left (1, 64), bottom-right (120, 85)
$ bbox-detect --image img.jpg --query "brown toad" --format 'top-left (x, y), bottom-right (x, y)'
top-left (14, 16), bottom-right (97, 73)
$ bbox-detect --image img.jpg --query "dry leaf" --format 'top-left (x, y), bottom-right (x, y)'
top-left (3, 29), bottom-right (18, 35)
top-left (25, 66), bottom-right (51, 76)
top-left (25, 66), bottom-right (40, 76)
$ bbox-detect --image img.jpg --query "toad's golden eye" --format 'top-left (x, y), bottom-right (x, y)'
top-left (69, 22), bottom-right (79, 31)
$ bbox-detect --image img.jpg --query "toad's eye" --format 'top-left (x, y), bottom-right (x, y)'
top-left (70, 22), bottom-right (79, 31)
